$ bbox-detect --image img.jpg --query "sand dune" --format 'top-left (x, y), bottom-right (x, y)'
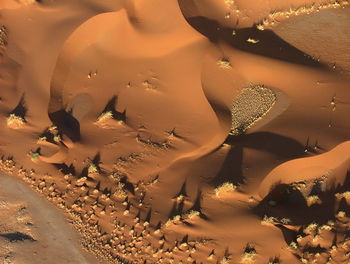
top-left (259, 141), bottom-right (350, 198)
top-left (1, 0), bottom-right (350, 263)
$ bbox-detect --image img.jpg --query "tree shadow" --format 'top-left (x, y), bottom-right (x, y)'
top-left (173, 181), bottom-right (188, 198)
top-left (92, 152), bottom-right (101, 165)
top-left (177, 198), bottom-right (185, 214)
top-left (10, 95), bottom-right (27, 119)
top-left (181, 234), bottom-right (188, 244)
top-left (49, 110), bottom-right (80, 142)
top-left (0, 232), bottom-right (35, 242)
top-left (80, 166), bottom-right (89, 178)
top-left (188, 189), bottom-right (208, 220)
top-left (120, 175), bottom-right (135, 195)
top-left (53, 163), bottom-right (76, 176)
top-left (100, 95), bottom-right (126, 123)
top-left (145, 208), bottom-right (152, 223)
top-left (168, 201), bottom-right (182, 219)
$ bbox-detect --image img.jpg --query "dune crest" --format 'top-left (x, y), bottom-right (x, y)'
top-left (0, 0), bottom-right (350, 263)
top-left (259, 141), bottom-right (350, 198)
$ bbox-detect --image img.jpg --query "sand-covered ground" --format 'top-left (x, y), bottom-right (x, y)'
top-left (1, 0), bottom-right (350, 263)
top-left (0, 172), bottom-right (98, 264)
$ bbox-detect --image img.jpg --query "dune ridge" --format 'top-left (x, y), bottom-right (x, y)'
top-left (0, 0), bottom-right (350, 263)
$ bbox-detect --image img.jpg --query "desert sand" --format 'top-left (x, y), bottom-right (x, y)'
top-left (0, 172), bottom-right (97, 263)
top-left (1, 0), bottom-right (350, 263)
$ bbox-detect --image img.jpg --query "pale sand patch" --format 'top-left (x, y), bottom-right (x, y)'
top-left (230, 85), bottom-right (276, 135)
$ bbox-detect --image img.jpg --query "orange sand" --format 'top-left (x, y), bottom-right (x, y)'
top-left (1, 0), bottom-right (350, 263)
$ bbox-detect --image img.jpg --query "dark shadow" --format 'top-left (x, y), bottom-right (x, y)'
top-left (244, 243), bottom-right (256, 254)
top-left (145, 208), bottom-right (152, 223)
top-left (338, 197), bottom-right (350, 216)
top-left (268, 257), bottom-right (281, 264)
top-left (253, 183), bottom-right (337, 226)
top-left (92, 153), bottom-right (101, 166)
top-left (34, 147), bottom-right (41, 154)
top-left (120, 176), bottom-right (135, 195)
top-left (49, 110), bottom-right (80, 142)
top-left (252, 173), bottom-right (350, 252)
top-left (168, 201), bottom-right (181, 219)
top-left (304, 137), bottom-right (323, 155)
top-left (309, 181), bottom-right (323, 196)
top-left (184, 16), bottom-right (328, 69)
top-left (173, 181), bottom-right (188, 198)
top-left (135, 211), bottom-right (141, 222)
top-left (332, 171), bottom-right (350, 194)
top-left (188, 189), bottom-right (208, 220)
top-left (155, 221), bottom-right (162, 230)
top-left (225, 132), bottom-right (306, 159)
top-left (302, 246), bottom-right (327, 254)
top-left (80, 166), bottom-right (89, 178)
top-left (100, 95), bottom-right (127, 123)
top-left (181, 235), bottom-right (188, 244)
top-left (53, 163), bottom-right (76, 176)
top-left (101, 95), bottom-right (117, 114)
top-left (251, 183), bottom-right (344, 258)
top-left (211, 145), bottom-right (244, 186)
top-left (183, 221), bottom-right (194, 227)
top-left (211, 132), bottom-right (306, 188)
top-left (136, 133), bottom-right (169, 149)
top-left (344, 230), bottom-right (350, 239)
top-left (166, 127), bottom-right (188, 141)
top-left (2, 156), bottom-right (13, 161)
top-left (10, 95), bottom-right (27, 119)
top-left (39, 129), bottom-right (55, 143)
top-left (177, 199), bottom-right (185, 214)
top-left (95, 181), bottom-right (101, 191)
top-left (0, 232), bottom-right (35, 242)
top-left (102, 187), bottom-right (111, 195)
top-left (116, 109), bottom-right (126, 123)
top-left (275, 224), bottom-right (298, 245)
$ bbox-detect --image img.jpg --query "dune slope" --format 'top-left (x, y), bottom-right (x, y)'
top-left (1, 0), bottom-right (350, 263)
